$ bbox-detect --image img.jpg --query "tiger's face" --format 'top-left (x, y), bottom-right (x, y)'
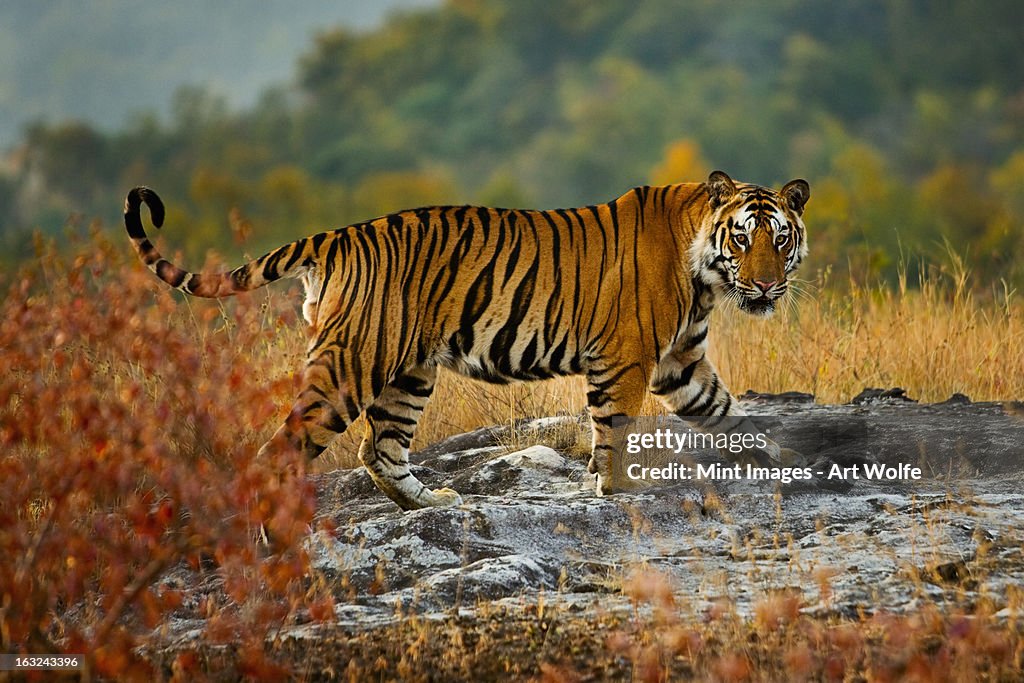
top-left (691, 171), bottom-right (810, 317)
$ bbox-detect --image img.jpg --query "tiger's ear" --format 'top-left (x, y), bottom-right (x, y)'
top-left (780, 179), bottom-right (810, 216)
top-left (707, 170), bottom-right (737, 209)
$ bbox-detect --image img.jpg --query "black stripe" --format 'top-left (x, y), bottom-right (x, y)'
top-left (311, 231), bottom-right (328, 253)
top-left (377, 428), bottom-right (413, 447)
top-left (586, 389), bottom-right (610, 408)
top-left (589, 364), bottom-right (636, 393)
top-left (458, 254), bottom-right (498, 353)
top-left (591, 412), bottom-right (629, 426)
top-left (282, 238), bottom-right (308, 271)
top-left (650, 355), bottom-right (703, 396)
top-left (231, 266), bottom-right (252, 289)
top-left (340, 396), bottom-right (361, 423)
top-left (261, 245), bottom-right (291, 281)
top-left (519, 333), bottom-right (539, 370)
top-left (719, 393), bottom-right (732, 416)
top-left (548, 334), bottom-right (569, 373)
top-left (677, 374), bottom-right (717, 416)
top-left (391, 373), bottom-right (434, 398)
top-left (691, 376), bottom-right (720, 416)
top-left (156, 260), bottom-right (186, 288)
top-left (502, 213), bottom-right (523, 287)
top-left (489, 245), bottom-right (540, 373)
top-left (684, 326), bottom-right (708, 350)
top-left (366, 404), bottom-right (418, 426)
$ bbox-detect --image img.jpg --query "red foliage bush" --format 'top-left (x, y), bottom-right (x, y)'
top-left (0, 230), bottom-right (320, 679)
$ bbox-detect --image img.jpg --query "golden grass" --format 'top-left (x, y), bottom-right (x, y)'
top-left (715, 268), bottom-right (1024, 404)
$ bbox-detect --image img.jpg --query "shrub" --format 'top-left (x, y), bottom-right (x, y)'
top-left (0, 230), bottom-right (320, 679)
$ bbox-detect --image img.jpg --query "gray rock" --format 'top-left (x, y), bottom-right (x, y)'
top-left (300, 398), bottom-right (1023, 622)
top-left (154, 396), bottom-right (1024, 646)
top-left (850, 386), bottom-right (917, 404)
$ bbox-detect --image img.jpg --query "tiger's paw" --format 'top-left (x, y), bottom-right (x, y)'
top-left (594, 473), bottom-right (620, 496)
top-left (422, 487), bottom-right (463, 508)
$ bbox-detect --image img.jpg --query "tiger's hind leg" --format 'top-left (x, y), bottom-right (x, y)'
top-left (358, 364), bottom-right (462, 510)
top-left (259, 347), bottom-right (363, 463)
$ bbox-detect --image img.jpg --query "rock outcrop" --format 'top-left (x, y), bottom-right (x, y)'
top-left (299, 393), bottom-right (1024, 629)
top-left (156, 392), bottom-right (1024, 652)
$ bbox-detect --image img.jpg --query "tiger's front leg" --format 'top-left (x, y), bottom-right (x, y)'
top-left (585, 363), bottom-right (647, 495)
top-left (651, 350), bottom-right (796, 466)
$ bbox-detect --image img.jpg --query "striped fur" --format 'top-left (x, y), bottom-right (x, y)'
top-left (124, 171), bottom-right (809, 510)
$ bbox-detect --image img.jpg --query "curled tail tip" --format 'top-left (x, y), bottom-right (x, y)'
top-left (125, 186), bottom-right (165, 228)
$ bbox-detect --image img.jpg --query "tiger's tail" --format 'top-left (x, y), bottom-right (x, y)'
top-left (124, 186), bottom-right (317, 297)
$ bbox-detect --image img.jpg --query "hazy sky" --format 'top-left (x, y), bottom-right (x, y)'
top-left (0, 0), bottom-right (440, 149)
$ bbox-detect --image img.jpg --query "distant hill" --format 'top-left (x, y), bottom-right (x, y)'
top-left (0, 0), bottom-right (438, 149)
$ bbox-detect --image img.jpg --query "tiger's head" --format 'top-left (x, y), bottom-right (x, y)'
top-left (690, 170), bottom-right (810, 317)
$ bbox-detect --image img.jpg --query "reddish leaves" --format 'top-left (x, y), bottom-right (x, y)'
top-left (0, 234), bottom-right (316, 676)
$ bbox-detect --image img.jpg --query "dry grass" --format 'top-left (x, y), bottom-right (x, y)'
top-left (715, 266), bottom-right (1024, 404)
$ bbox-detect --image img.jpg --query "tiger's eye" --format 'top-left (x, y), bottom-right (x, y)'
top-left (734, 233), bottom-right (748, 247)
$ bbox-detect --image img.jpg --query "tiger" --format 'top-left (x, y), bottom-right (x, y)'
top-left (124, 170), bottom-right (810, 510)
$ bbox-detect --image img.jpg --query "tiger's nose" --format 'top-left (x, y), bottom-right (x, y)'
top-left (753, 279), bottom-right (777, 293)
